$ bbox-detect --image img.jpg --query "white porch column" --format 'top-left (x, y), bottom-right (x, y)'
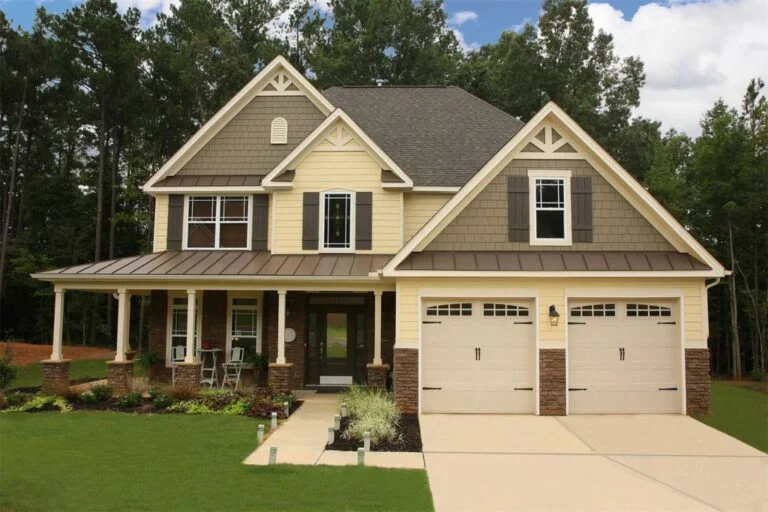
top-left (373, 290), bottom-right (383, 365)
top-left (50, 287), bottom-right (65, 361)
top-left (185, 289), bottom-right (196, 363)
top-left (114, 289), bottom-right (131, 362)
top-left (277, 289), bottom-right (287, 364)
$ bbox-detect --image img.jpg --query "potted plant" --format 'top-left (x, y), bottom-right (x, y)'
top-left (245, 353), bottom-right (268, 386)
top-left (137, 351), bottom-right (162, 381)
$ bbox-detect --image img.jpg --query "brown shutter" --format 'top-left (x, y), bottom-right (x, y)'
top-left (167, 195), bottom-right (184, 250)
top-left (507, 176), bottom-right (529, 242)
top-left (572, 176), bottom-right (593, 242)
top-left (302, 192), bottom-right (320, 250)
top-left (251, 195), bottom-right (269, 251)
top-left (355, 192), bottom-right (373, 250)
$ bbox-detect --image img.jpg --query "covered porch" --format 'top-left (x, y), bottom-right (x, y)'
top-left (31, 251), bottom-right (396, 394)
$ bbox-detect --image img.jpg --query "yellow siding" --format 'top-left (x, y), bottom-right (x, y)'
top-left (153, 194), bottom-right (169, 252)
top-left (396, 277), bottom-right (706, 348)
top-left (272, 150), bottom-right (402, 253)
top-left (403, 193), bottom-right (451, 241)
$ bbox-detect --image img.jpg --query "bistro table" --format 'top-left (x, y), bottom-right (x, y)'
top-left (196, 348), bottom-right (223, 387)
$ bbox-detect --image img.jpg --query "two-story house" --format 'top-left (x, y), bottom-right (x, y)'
top-left (33, 56), bottom-right (725, 416)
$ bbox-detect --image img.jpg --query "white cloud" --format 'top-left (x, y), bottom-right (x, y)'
top-left (588, 0), bottom-right (768, 136)
top-left (450, 10), bottom-right (478, 26)
top-left (450, 28), bottom-right (481, 54)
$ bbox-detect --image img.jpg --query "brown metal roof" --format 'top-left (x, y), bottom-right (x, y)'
top-left (396, 251), bottom-right (712, 272)
top-left (38, 251), bottom-right (392, 278)
top-left (154, 175), bottom-right (264, 187)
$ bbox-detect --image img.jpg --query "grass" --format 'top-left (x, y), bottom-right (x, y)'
top-left (0, 412), bottom-right (434, 512)
top-left (8, 359), bottom-right (110, 389)
top-left (695, 381), bottom-right (768, 453)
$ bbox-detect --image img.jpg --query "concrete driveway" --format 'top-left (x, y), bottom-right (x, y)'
top-left (421, 414), bottom-right (768, 512)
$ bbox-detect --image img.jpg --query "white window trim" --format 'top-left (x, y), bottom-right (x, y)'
top-left (319, 189), bottom-right (356, 253)
top-left (165, 291), bottom-right (204, 367)
top-left (528, 169), bottom-right (572, 246)
top-left (225, 291), bottom-right (263, 362)
top-left (182, 195), bottom-right (253, 251)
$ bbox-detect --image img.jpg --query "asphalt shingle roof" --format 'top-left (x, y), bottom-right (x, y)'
top-left (322, 86), bottom-right (525, 187)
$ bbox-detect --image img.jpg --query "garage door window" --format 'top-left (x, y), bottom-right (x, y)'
top-left (626, 303), bottom-right (672, 317)
top-left (570, 303), bottom-right (616, 317)
top-left (426, 303), bottom-right (472, 317)
top-left (483, 304), bottom-right (530, 317)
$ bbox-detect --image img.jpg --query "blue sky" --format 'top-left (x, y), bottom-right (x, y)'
top-left (2, 0), bottom-right (766, 136)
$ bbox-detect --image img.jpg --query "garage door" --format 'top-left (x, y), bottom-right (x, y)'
top-left (568, 301), bottom-right (681, 414)
top-left (421, 300), bottom-right (536, 413)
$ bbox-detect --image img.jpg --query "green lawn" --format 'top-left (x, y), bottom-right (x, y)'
top-left (8, 359), bottom-right (110, 389)
top-left (695, 381), bottom-right (768, 453)
top-left (0, 412), bottom-right (434, 512)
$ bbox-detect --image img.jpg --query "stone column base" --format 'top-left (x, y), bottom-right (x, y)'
top-left (540, 349), bottom-right (566, 416)
top-left (42, 360), bottom-right (71, 395)
top-left (366, 364), bottom-right (389, 389)
top-left (174, 362), bottom-right (202, 390)
top-left (393, 348), bottom-right (418, 413)
top-left (686, 348), bottom-right (711, 415)
top-left (107, 361), bottom-right (135, 395)
top-left (268, 363), bottom-right (294, 392)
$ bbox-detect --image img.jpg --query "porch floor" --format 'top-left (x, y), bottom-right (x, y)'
top-left (242, 390), bottom-right (424, 469)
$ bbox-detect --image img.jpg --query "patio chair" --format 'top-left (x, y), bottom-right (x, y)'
top-left (171, 345), bottom-right (186, 386)
top-left (221, 347), bottom-right (245, 390)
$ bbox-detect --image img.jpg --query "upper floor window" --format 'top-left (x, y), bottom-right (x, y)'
top-left (321, 191), bottom-right (354, 251)
top-left (529, 170), bottom-right (571, 246)
top-left (271, 117), bottom-right (288, 144)
top-left (185, 196), bottom-right (250, 250)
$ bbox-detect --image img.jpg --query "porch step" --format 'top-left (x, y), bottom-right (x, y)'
top-left (304, 385), bottom-right (349, 394)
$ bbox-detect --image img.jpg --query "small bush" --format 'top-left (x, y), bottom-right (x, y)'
top-left (750, 368), bottom-right (762, 382)
top-left (90, 385), bottom-right (113, 402)
top-left (4, 394), bottom-right (72, 413)
top-left (340, 385), bottom-right (401, 444)
top-left (152, 394), bottom-right (176, 410)
top-left (6, 391), bottom-right (31, 408)
top-left (170, 387), bottom-right (198, 401)
top-left (221, 399), bottom-right (250, 416)
top-left (148, 387), bottom-right (162, 400)
top-left (116, 392), bottom-right (143, 409)
top-left (0, 349), bottom-right (17, 390)
top-left (199, 389), bottom-right (240, 410)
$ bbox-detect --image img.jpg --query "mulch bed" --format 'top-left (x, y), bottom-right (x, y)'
top-left (326, 413), bottom-right (422, 452)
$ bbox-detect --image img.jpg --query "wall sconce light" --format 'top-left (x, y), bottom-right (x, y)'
top-left (548, 305), bottom-right (560, 327)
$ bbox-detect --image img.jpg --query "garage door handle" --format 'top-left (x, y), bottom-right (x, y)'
top-left (568, 321), bottom-right (586, 325)
top-left (514, 321), bottom-right (533, 325)
top-left (657, 321), bottom-right (677, 325)
top-left (422, 387), bottom-right (442, 391)
top-left (514, 387), bottom-right (534, 391)
top-left (568, 388), bottom-right (588, 391)
top-left (423, 320), bottom-right (442, 324)
top-left (658, 387), bottom-right (678, 391)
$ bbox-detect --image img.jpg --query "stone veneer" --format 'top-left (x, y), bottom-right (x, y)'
top-left (366, 364), bottom-right (389, 389)
top-left (685, 348), bottom-right (711, 415)
top-left (174, 362), bottom-right (202, 389)
top-left (393, 348), bottom-right (418, 413)
top-left (539, 349), bottom-right (566, 415)
top-left (42, 360), bottom-right (71, 395)
top-left (107, 361), bottom-right (134, 395)
top-left (268, 363), bottom-right (294, 391)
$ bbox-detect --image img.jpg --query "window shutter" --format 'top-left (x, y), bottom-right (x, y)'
top-left (507, 176), bottom-right (529, 242)
top-left (355, 192), bottom-right (373, 250)
top-left (572, 176), bottom-right (593, 242)
top-left (167, 195), bottom-right (184, 250)
top-left (251, 195), bottom-right (269, 251)
top-left (302, 192), bottom-right (319, 250)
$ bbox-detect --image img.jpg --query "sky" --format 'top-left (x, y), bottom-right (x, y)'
top-left (2, 0), bottom-right (766, 136)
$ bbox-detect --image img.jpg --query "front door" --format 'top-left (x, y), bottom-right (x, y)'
top-left (318, 308), bottom-right (361, 383)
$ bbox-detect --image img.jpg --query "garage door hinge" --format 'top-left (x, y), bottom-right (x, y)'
top-left (422, 387), bottom-right (442, 391)
top-left (657, 321), bottom-right (677, 325)
top-left (658, 387), bottom-right (678, 391)
top-left (568, 388), bottom-right (588, 391)
top-left (568, 321), bottom-right (587, 325)
top-left (514, 387), bottom-right (534, 391)
top-left (422, 320), bottom-right (442, 324)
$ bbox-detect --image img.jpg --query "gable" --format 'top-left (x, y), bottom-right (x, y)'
top-left (176, 95), bottom-right (325, 176)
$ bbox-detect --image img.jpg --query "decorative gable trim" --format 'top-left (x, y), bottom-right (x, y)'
top-left (261, 109), bottom-right (413, 190)
top-left (383, 102), bottom-right (725, 277)
top-left (519, 124), bottom-right (580, 158)
top-left (143, 56), bottom-right (334, 192)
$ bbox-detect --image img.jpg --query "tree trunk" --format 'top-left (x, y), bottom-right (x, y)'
top-left (94, 96), bottom-right (107, 262)
top-left (0, 76), bottom-right (28, 334)
top-left (728, 220), bottom-right (742, 379)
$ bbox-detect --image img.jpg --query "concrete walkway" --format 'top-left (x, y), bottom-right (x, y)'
top-left (422, 414), bottom-right (768, 512)
top-left (243, 390), bottom-right (424, 469)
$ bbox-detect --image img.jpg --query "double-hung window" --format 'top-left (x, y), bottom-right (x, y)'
top-left (168, 296), bottom-right (200, 361)
top-left (321, 191), bottom-right (354, 251)
top-left (186, 196), bottom-right (250, 249)
top-left (529, 170), bottom-right (571, 245)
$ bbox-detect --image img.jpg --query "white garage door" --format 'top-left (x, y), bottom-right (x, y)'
top-left (568, 301), bottom-right (681, 414)
top-left (421, 300), bottom-right (536, 413)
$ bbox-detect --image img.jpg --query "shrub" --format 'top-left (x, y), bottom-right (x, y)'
top-left (152, 394), bottom-right (176, 410)
top-left (137, 352), bottom-right (161, 377)
top-left (170, 387), bottom-right (198, 401)
top-left (4, 394), bottom-right (72, 413)
top-left (221, 399), bottom-right (250, 416)
top-left (340, 385), bottom-right (401, 444)
top-left (0, 349), bottom-right (17, 390)
top-left (750, 368), bottom-right (762, 382)
top-left (199, 389), bottom-right (240, 410)
top-left (6, 391), bottom-right (31, 408)
top-left (116, 392), bottom-right (142, 409)
top-left (90, 384), bottom-right (113, 402)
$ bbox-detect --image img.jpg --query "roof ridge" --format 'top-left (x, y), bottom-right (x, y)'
top-left (450, 86), bottom-right (524, 126)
